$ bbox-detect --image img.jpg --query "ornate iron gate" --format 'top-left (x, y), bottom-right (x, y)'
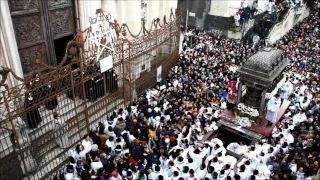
top-left (0, 9), bottom-right (180, 180)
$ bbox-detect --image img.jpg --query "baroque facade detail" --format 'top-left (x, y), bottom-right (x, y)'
top-left (49, 0), bottom-right (70, 7)
top-left (12, 15), bottom-right (43, 48)
top-left (50, 8), bottom-right (73, 37)
top-left (9, 0), bottom-right (39, 12)
top-left (19, 44), bottom-right (46, 74)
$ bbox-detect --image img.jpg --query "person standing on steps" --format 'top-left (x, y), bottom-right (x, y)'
top-left (266, 94), bottom-right (281, 127)
top-left (53, 113), bottom-right (69, 148)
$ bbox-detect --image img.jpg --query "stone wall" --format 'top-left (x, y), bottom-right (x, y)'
top-left (204, 15), bottom-right (230, 36)
top-left (266, 6), bottom-right (310, 44)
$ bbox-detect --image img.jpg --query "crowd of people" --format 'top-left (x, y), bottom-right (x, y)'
top-left (58, 5), bottom-right (320, 180)
top-left (235, 0), bottom-right (307, 44)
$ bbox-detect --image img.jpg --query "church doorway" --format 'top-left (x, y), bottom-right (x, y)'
top-left (54, 35), bottom-right (74, 65)
top-left (8, 0), bottom-right (76, 75)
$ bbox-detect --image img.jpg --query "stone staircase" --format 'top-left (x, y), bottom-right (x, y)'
top-left (0, 93), bottom-right (124, 180)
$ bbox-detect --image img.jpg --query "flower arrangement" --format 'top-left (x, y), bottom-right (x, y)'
top-left (235, 116), bottom-right (252, 127)
top-left (237, 103), bottom-right (259, 117)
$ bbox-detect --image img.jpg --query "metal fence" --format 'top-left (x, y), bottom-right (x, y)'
top-left (0, 9), bottom-right (181, 180)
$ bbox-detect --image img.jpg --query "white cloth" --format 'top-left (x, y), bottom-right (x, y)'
top-left (266, 97), bottom-right (281, 123)
top-left (234, 14), bottom-right (240, 27)
top-left (292, 112), bottom-right (307, 125)
top-left (253, 35), bottom-right (260, 44)
top-left (196, 168), bottom-right (207, 179)
top-left (81, 139), bottom-right (92, 153)
top-left (280, 82), bottom-right (291, 99)
top-left (53, 118), bottom-right (69, 148)
top-left (91, 161), bottom-right (103, 171)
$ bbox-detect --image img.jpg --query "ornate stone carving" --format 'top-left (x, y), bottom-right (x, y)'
top-left (12, 15), bottom-right (44, 48)
top-left (50, 8), bottom-right (73, 38)
top-left (19, 44), bottom-right (46, 74)
top-left (49, 0), bottom-right (70, 7)
top-left (9, 0), bottom-right (39, 12)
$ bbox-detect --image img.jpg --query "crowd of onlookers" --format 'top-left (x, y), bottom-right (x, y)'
top-left (235, 0), bottom-right (307, 43)
top-left (56, 3), bottom-right (320, 180)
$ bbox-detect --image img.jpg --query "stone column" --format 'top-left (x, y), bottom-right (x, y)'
top-left (78, 0), bottom-right (102, 31)
top-left (0, 0), bottom-right (23, 87)
top-left (148, 0), bottom-right (160, 29)
top-left (158, 1), bottom-right (165, 20)
top-left (116, 0), bottom-right (126, 24)
top-left (165, 0), bottom-right (177, 20)
top-left (125, 0), bottom-right (142, 38)
top-left (101, 0), bottom-right (117, 22)
top-left (259, 89), bottom-right (267, 115)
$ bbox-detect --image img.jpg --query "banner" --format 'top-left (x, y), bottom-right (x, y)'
top-left (100, 56), bottom-right (113, 73)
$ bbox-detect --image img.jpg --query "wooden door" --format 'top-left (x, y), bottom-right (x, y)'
top-left (8, 0), bottom-right (75, 75)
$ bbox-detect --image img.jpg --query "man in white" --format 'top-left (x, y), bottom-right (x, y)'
top-left (53, 113), bottom-right (69, 148)
top-left (252, 34), bottom-right (260, 45)
top-left (266, 94), bottom-right (281, 127)
top-left (81, 134), bottom-right (93, 153)
top-left (226, 142), bottom-right (244, 155)
top-left (292, 110), bottom-right (307, 125)
top-left (280, 81), bottom-right (291, 103)
top-left (188, 147), bottom-right (209, 165)
top-left (234, 12), bottom-right (241, 27)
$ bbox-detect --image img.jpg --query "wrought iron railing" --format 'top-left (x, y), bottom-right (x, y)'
top-left (0, 9), bottom-right (181, 180)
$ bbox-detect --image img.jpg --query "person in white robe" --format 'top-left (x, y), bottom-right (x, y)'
top-left (287, 79), bottom-right (294, 95)
top-left (234, 12), bottom-right (241, 27)
top-left (53, 113), bottom-right (69, 148)
top-left (81, 135), bottom-right (93, 153)
top-left (266, 94), bottom-right (281, 126)
top-left (280, 82), bottom-right (291, 101)
top-left (189, 147), bottom-right (210, 165)
top-left (195, 163), bottom-right (207, 179)
top-left (226, 142), bottom-right (244, 155)
top-left (292, 110), bottom-right (307, 125)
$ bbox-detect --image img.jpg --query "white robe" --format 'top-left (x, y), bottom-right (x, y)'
top-left (280, 83), bottom-right (291, 99)
top-left (53, 118), bottom-right (69, 148)
top-left (266, 97), bottom-right (281, 123)
top-left (292, 112), bottom-right (307, 125)
top-left (234, 14), bottom-right (240, 27)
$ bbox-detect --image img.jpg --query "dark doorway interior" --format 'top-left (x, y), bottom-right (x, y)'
top-left (54, 35), bottom-right (74, 65)
top-left (215, 127), bottom-right (253, 147)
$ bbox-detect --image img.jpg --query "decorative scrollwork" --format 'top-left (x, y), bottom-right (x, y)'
top-left (12, 15), bottom-right (43, 48)
top-left (50, 9), bottom-right (73, 37)
top-left (49, 0), bottom-right (70, 7)
top-left (9, 0), bottom-right (39, 12)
